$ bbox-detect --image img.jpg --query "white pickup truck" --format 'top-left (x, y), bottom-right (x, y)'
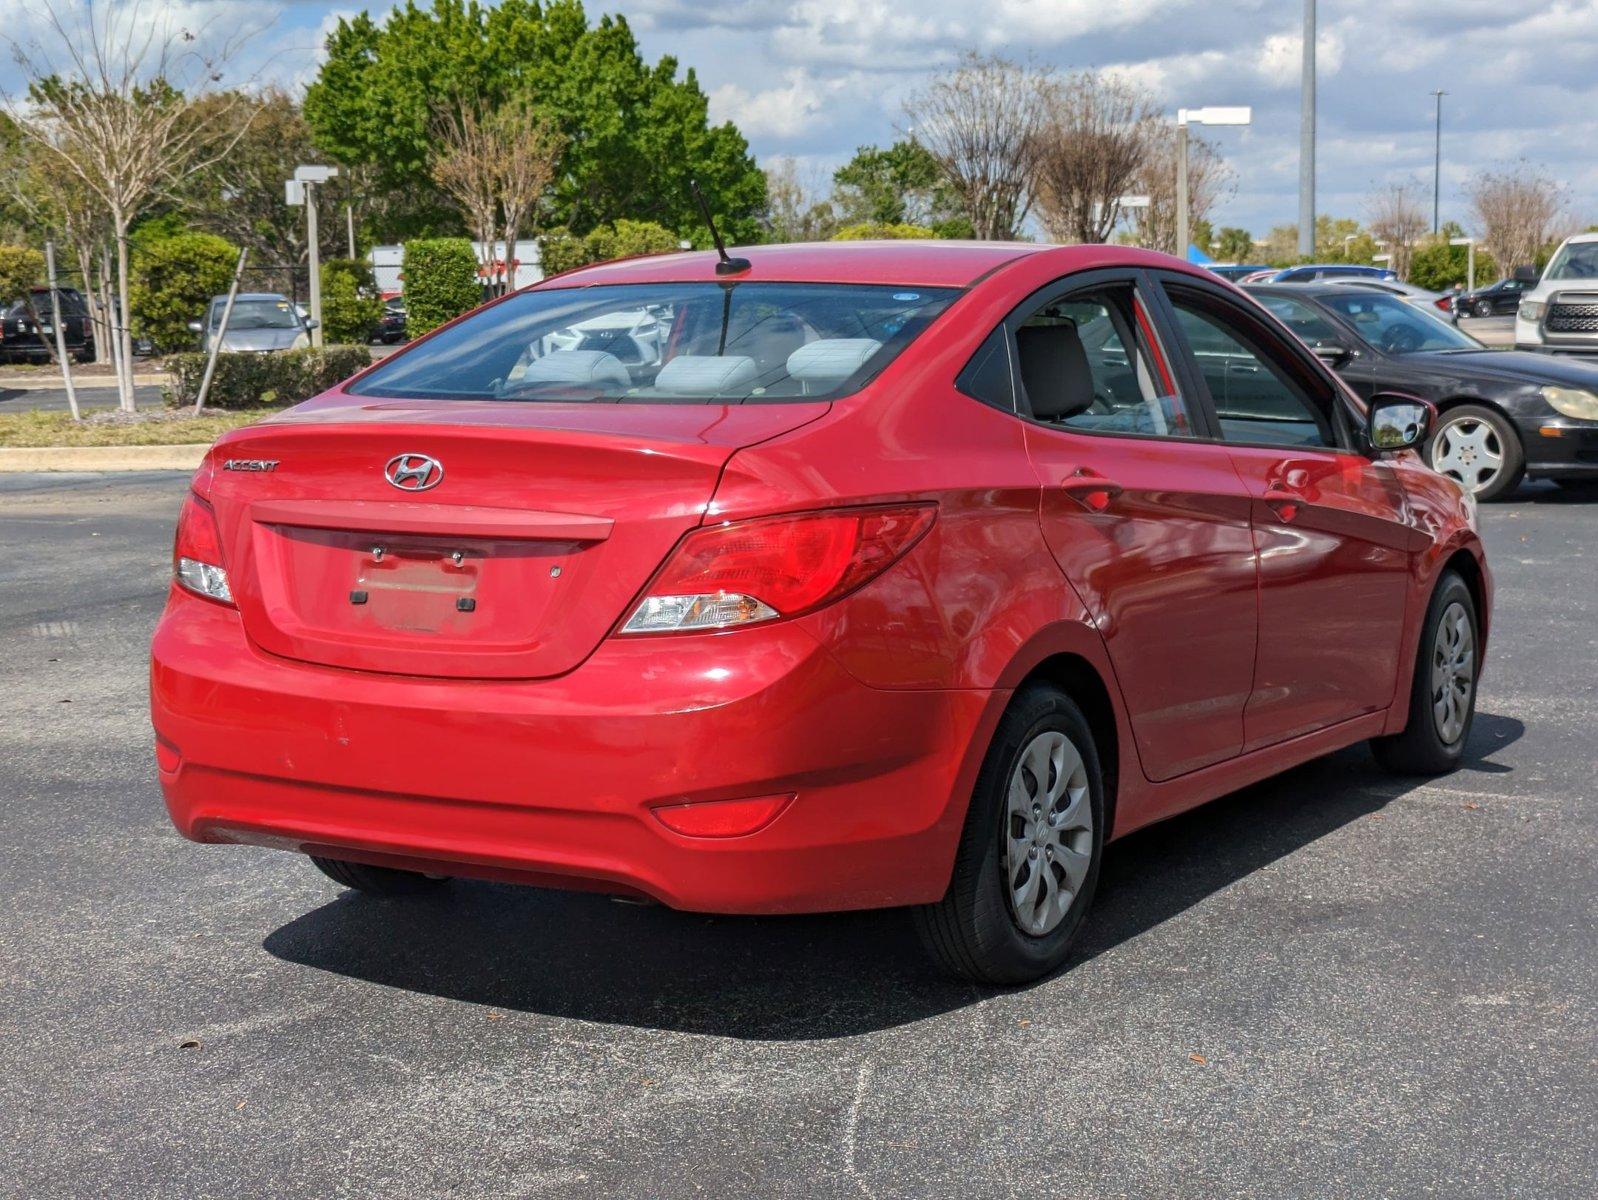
top-left (1514, 232), bottom-right (1598, 354)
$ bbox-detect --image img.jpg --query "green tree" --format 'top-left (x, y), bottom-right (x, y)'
top-left (320, 258), bottom-right (384, 344)
top-left (130, 231), bottom-right (238, 351)
top-left (1213, 227), bottom-right (1254, 261)
top-left (304, 0), bottom-right (765, 243)
top-left (402, 237), bottom-right (481, 335)
top-left (1408, 240), bottom-right (1498, 292)
top-left (831, 141), bottom-right (965, 231)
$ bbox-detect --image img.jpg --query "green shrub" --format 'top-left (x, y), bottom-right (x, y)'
top-left (402, 238), bottom-right (481, 337)
top-left (1408, 241), bottom-right (1499, 293)
top-left (537, 220), bottom-right (681, 277)
top-left (131, 232), bottom-right (238, 352)
top-left (320, 258), bottom-right (384, 345)
top-left (0, 243), bottom-right (45, 307)
top-left (163, 345), bottom-right (373, 410)
top-left (830, 222), bottom-right (937, 241)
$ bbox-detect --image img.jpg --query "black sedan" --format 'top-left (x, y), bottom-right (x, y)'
top-left (1246, 282), bottom-right (1598, 500)
top-left (1455, 276), bottom-right (1529, 318)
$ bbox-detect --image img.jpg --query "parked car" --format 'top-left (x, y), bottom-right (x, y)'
top-left (0, 287), bottom-right (95, 364)
top-left (1248, 282), bottom-right (1598, 500)
top-left (1455, 277), bottom-right (1529, 318)
top-left (1206, 264), bottom-right (1271, 282)
top-left (188, 293), bottom-right (315, 354)
top-left (1266, 263), bottom-right (1398, 284)
top-left (152, 242), bottom-right (1488, 985)
top-left (1331, 278), bottom-right (1458, 323)
top-left (1513, 233), bottom-right (1598, 354)
top-left (372, 297), bottom-right (408, 344)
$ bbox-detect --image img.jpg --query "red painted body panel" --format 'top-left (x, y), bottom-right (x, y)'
top-left (150, 242), bottom-right (1490, 914)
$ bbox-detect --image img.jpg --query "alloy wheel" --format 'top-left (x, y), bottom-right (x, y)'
top-left (1430, 417), bottom-right (1504, 494)
top-left (1430, 600), bottom-right (1475, 744)
top-left (1002, 731), bottom-right (1093, 937)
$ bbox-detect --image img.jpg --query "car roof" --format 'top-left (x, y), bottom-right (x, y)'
top-left (532, 240), bottom-right (1128, 289)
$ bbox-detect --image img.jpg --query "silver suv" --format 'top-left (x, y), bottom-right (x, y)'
top-left (1515, 233), bottom-right (1598, 354)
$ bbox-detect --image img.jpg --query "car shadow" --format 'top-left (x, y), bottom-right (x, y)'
top-left (263, 713), bottom-right (1522, 1041)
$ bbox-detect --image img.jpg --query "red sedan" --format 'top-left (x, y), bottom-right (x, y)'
top-left (151, 242), bottom-right (1489, 983)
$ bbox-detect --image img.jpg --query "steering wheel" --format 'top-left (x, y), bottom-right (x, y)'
top-left (1380, 323), bottom-right (1424, 353)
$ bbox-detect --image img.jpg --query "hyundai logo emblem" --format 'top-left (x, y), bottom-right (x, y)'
top-left (384, 453), bottom-right (444, 492)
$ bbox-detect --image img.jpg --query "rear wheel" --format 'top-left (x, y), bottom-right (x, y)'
top-left (1473, 299), bottom-right (1494, 318)
top-left (1427, 404), bottom-right (1524, 501)
top-left (310, 856), bottom-right (448, 896)
top-left (914, 685), bottom-right (1104, 985)
top-left (1371, 571), bottom-right (1478, 775)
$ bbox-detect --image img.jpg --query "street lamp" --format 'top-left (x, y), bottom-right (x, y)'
top-left (1430, 89), bottom-right (1448, 234)
top-left (1450, 235), bottom-right (1477, 291)
top-left (286, 164), bottom-right (338, 348)
top-left (1176, 107), bottom-right (1251, 261)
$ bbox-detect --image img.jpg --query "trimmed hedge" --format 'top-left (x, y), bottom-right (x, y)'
top-left (131, 232), bottom-right (238, 351)
top-left (830, 222), bottom-right (937, 241)
top-left (402, 238), bottom-right (480, 337)
top-left (163, 345), bottom-right (373, 410)
top-left (320, 257), bottom-right (384, 345)
top-left (538, 220), bottom-right (681, 277)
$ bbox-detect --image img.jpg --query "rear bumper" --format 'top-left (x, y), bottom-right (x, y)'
top-left (150, 588), bottom-right (997, 913)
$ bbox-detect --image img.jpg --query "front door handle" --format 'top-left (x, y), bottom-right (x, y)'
top-left (1059, 469), bottom-right (1124, 512)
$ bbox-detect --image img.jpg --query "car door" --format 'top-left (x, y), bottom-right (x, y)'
top-left (1002, 270), bottom-right (1260, 781)
top-left (1157, 274), bottom-right (1416, 750)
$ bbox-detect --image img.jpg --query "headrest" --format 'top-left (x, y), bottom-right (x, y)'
top-left (653, 355), bottom-right (759, 395)
top-left (1016, 323), bottom-right (1095, 420)
top-left (786, 338), bottom-right (882, 386)
top-left (517, 349), bottom-right (631, 391)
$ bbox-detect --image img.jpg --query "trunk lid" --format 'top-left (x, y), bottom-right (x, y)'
top-left (206, 397), bottom-right (827, 679)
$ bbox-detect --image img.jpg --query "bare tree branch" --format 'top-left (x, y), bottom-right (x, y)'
top-left (1032, 72), bottom-right (1160, 244)
top-left (1469, 163), bottom-right (1569, 276)
top-left (1367, 180), bottom-right (1430, 279)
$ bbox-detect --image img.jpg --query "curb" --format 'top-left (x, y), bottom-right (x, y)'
top-left (0, 374), bottom-right (171, 392)
top-left (0, 444), bottom-right (205, 472)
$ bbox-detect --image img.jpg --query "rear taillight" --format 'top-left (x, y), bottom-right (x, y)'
top-left (173, 492), bottom-right (233, 605)
top-left (620, 503), bottom-right (936, 634)
top-left (1434, 297), bottom-right (1453, 313)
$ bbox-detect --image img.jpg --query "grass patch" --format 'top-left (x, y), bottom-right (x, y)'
top-left (0, 407), bottom-right (280, 447)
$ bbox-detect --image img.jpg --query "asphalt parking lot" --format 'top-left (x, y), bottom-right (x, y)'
top-left (1, 470), bottom-right (1593, 1199)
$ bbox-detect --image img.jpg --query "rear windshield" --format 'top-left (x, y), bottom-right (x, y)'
top-left (346, 282), bottom-right (960, 404)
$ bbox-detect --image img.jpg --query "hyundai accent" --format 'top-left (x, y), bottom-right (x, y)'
top-left (151, 242), bottom-right (1490, 983)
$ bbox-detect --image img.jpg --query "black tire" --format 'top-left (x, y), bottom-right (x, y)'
top-left (914, 685), bottom-right (1105, 985)
top-left (1473, 299), bottom-right (1494, 318)
top-left (1371, 571), bottom-right (1478, 775)
top-left (310, 855), bottom-right (448, 896)
top-left (1426, 403), bottom-right (1525, 502)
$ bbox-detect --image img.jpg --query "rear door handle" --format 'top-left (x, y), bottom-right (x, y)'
top-left (1059, 469), bottom-right (1124, 512)
top-left (1263, 489), bottom-right (1301, 522)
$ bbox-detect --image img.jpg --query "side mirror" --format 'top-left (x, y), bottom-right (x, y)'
top-left (1368, 392), bottom-right (1433, 454)
top-left (187, 319), bottom-right (202, 333)
top-left (1513, 264), bottom-right (1539, 285)
top-left (304, 318), bottom-right (320, 330)
top-left (1312, 342), bottom-right (1350, 367)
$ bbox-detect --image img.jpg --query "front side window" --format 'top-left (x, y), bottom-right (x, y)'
top-left (1166, 293), bottom-right (1334, 448)
top-left (1013, 286), bottom-right (1195, 439)
top-left (347, 282), bottom-right (959, 404)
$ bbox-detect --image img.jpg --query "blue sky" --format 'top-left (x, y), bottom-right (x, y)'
top-left (8, 1), bottom-right (1596, 238)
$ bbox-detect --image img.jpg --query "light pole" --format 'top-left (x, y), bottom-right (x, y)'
top-left (1299, 0), bottom-right (1316, 258)
top-left (287, 165), bottom-right (338, 348)
top-left (1430, 89), bottom-right (1447, 234)
top-left (1176, 107), bottom-right (1251, 260)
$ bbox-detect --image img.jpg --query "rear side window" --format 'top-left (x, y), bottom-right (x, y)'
top-left (1013, 285), bottom-right (1197, 440)
top-left (348, 282), bottom-right (959, 404)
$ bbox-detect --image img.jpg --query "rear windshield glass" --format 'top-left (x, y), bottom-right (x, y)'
top-left (347, 282), bottom-right (960, 404)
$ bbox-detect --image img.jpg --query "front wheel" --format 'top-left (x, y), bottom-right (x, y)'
top-left (1371, 571), bottom-right (1479, 775)
top-left (1474, 299), bottom-right (1494, 318)
top-left (310, 855), bottom-right (449, 896)
top-left (913, 685), bottom-right (1105, 985)
top-left (1427, 404), bottom-right (1524, 501)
